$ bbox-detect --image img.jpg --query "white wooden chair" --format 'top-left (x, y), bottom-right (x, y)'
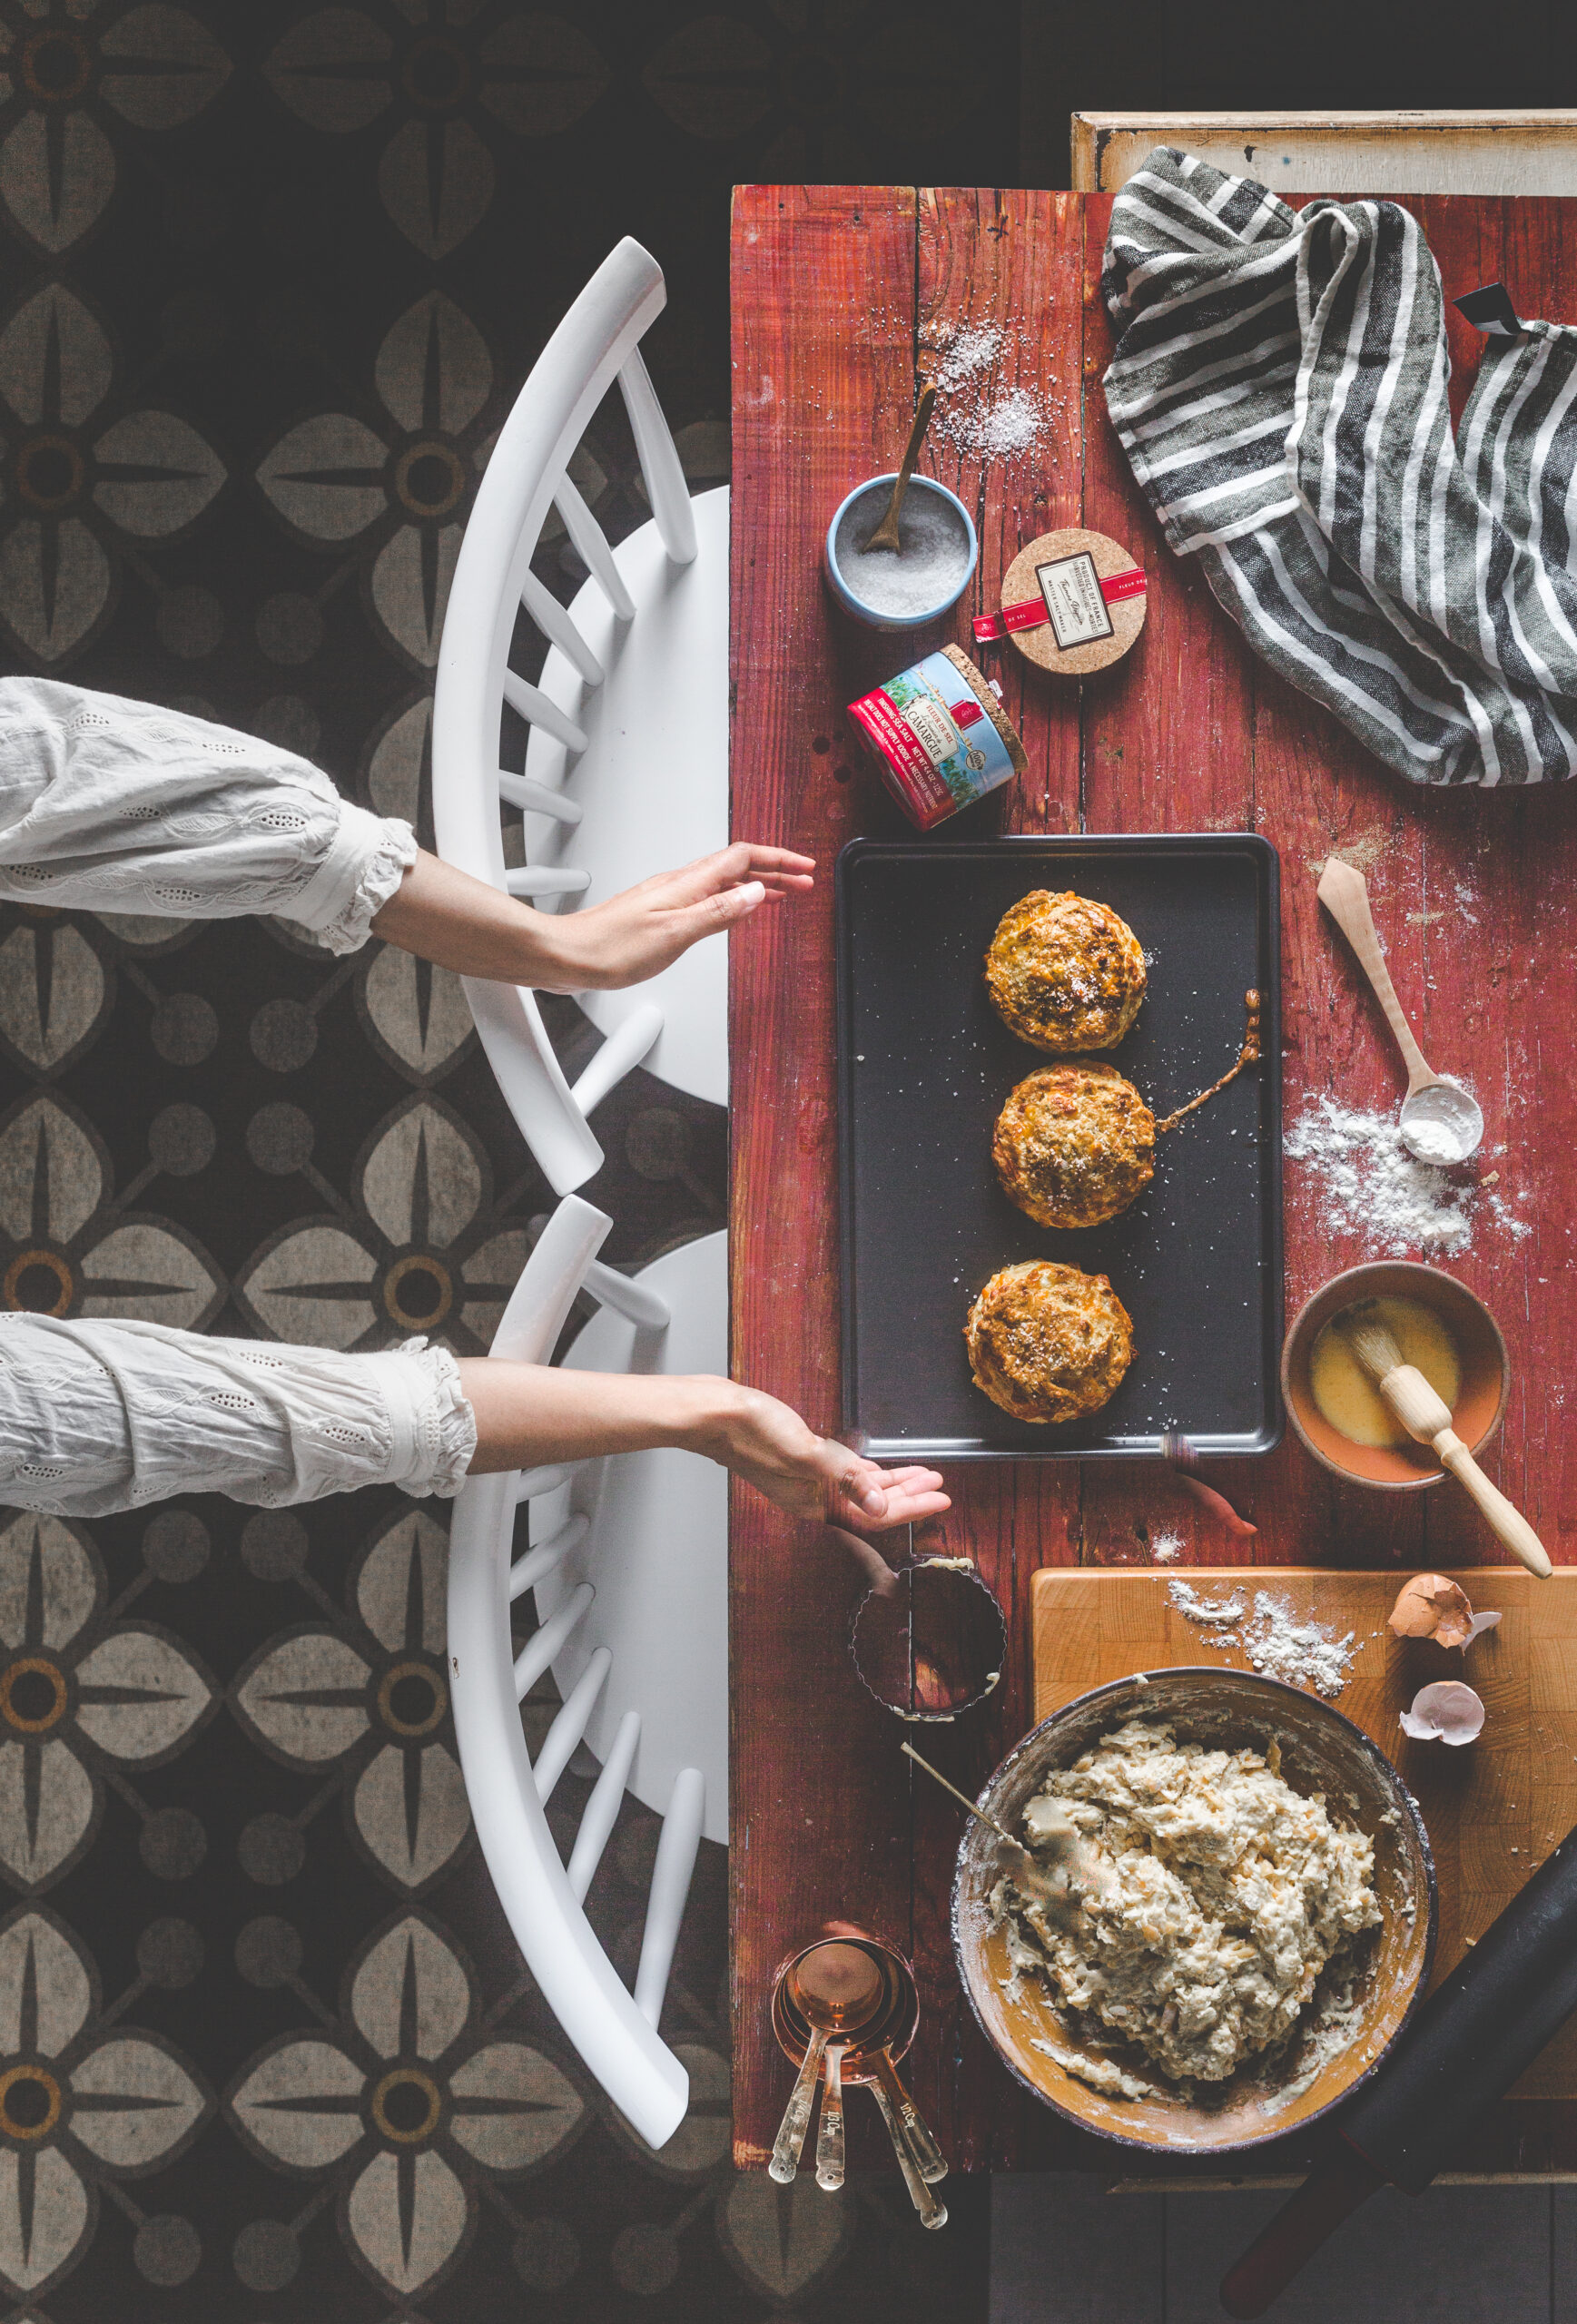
top-left (432, 237), bottom-right (729, 1196)
top-left (446, 1196), bottom-right (726, 2148)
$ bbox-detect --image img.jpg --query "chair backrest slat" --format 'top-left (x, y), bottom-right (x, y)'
top-left (521, 567), bottom-right (606, 688)
top-left (489, 1197), bottom-right (609, 1364)
top-left (500, 666), bottom-right (587, 754)
top-left (498, 768), bottom-right (583, 824)
top-left (533, 1643), bottom-right (612, 1806)
top-left (508, 1512), bottom-right (586, 1601)
top-left (568, 1000), bottom-right (664, 1118)
top-left (635, 1768), bottom-right (705, 2026)
top-left (513, 1580), bottom-right (593, 1702)
top-left (567, 1708), bottom-right (642, 1902)
top-left (505, 864), bottom-right (590, 900)
top-left (515, 1459), bottom-right (586, 1502)
top-left (618, 346), bottom-right (698, 568)
top-left (582, 1257), bottom-right (672, 1333)
top-left (554, 473), bottom-right (636, 621)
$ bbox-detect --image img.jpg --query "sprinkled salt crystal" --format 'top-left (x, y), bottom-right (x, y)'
top-left (926, 320), bottom-right (1057, 463)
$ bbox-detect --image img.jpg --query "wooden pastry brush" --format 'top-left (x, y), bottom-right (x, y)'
top-left (1335, 1303), bottom-right (1551, 1578)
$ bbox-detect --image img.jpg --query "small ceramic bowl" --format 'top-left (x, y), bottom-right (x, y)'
top-left (824, 474), bottom-right (978, 630)
top-left (1282, 1260), bottom-right (1509, 1490)
top-left (951, 1667), bottom-right (1436, 2155)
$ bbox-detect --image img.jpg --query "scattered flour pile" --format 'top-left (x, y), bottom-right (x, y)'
top-left (1169, 1578), bottom-right (1360, 1699)
top-left (1283, 1096), bottom-right (1529, 1256)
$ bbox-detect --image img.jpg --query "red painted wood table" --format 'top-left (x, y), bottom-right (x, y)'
top-left (728, 184), bottom-right (1577, 2175)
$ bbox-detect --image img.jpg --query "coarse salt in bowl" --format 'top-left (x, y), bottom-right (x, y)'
top-left (824, 474), bottom-right (978, 631)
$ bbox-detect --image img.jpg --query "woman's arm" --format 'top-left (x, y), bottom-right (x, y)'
top-left (370, 842), bottom-right (814, 992)
top-left (457, 1361), bottom-right (947, 1532)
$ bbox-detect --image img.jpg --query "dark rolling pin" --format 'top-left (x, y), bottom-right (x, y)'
top-left (1223, 1819), bottom-right (1577, 2318)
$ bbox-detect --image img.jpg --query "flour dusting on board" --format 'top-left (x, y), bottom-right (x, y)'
top-left (1168, 1579), bottom-right (1361, 1699)
top-left (1284, 1096), bottom-right (1530, 1255)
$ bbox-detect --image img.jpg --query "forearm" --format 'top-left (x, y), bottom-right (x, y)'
top-left (458, 1360), bottom-right (739, 1472)
top-left (370, 850), bottom-right (585, 990)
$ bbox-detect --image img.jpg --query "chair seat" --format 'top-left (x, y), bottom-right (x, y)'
top-left (523, 486), bottom-right (730, 1107)
top-left (531, 1229), bottom-right (727, 1844)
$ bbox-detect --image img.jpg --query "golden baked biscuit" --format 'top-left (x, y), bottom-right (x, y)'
top-left (964, 1260), bottom-right (1134, 1424)
top-left (992, 1062), bottom-right (1156, 1230)
top-left (984, 890), bottom-right (1146, 1051)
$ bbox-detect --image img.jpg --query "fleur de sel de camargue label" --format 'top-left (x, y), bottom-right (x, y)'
top-left (1036, 550), bottom-right (1116, 650)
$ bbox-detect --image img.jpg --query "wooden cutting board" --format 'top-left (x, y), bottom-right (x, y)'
top-left (1031, 1567), bottom-right (1577, 2100)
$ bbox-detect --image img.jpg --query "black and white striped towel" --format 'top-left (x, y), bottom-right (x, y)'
top-left (1102, 147), bottom-right (1577, 786)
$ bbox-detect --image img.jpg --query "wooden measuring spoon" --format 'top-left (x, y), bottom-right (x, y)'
top-left (861, 386), bottom-right (938, 553)
top-left (769, 1943), bottom-right (886, 2183)
top-left (1316, 858), bottom-right (1483, 1163)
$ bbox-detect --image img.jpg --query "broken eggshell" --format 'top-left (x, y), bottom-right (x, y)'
top-left (1399, 1680), bottom-right (1485, 1746)
top-left (1387, 1573), bottom-right (1502, 1652)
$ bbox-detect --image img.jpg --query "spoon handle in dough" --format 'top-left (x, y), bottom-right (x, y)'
top-left (1432, 1428), bottom-right (1553, 1578)
top-left (868, 2076), bottom-right (949, 2228)
top-left (768, 2027), bottom-right (828, 2183)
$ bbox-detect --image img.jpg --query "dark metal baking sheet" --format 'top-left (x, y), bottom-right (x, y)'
top-left (836, 834), bottom-right (1283, 1461)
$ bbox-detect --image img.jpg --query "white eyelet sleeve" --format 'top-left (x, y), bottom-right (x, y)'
top-left (0, 1315), bottom-right (477, 1516)
top-left (0, 676), bottom-right (417, 953)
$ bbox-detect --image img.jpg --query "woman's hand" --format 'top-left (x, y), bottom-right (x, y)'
top-left (542, 843), bottom-right (815, 992)
top-left (372, 842), bottom-right (813, 992)
top-left (696, 1384), bottom-right (949, 1532)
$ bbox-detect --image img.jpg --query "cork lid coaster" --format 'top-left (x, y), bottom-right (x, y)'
top-left (1000, 527), bottom-right (1147, 675)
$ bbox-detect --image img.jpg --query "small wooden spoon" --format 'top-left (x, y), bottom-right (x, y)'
top-left (1317, 858), bottom-right (1483, 1163)
top-left (861, 386), bottom-right (938, 553)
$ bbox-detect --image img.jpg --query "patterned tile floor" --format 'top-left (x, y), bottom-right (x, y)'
top-left (0, 2), bottom-right (1026, 2315)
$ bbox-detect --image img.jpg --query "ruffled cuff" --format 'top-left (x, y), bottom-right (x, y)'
top-left (281, 800), bottom-right (418, 956)
top-left (368, 1337), bottom-right (477, 1499)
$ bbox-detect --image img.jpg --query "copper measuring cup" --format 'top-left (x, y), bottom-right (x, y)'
top-left (770, 1928), bottom-right (947, 2226)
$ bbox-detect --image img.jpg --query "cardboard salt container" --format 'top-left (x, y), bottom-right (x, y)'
top-left (846, 644), bottom-right (1028, 831)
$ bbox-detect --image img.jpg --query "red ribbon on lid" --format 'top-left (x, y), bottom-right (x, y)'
top-left (972, 565), bottom-right (1147, 645)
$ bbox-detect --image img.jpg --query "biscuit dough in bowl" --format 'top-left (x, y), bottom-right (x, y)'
top-left (993, 1061), bottom-right (1156, 1229)
top-left (992, 1720), bottom-right (1381, 2089)
top-left (964, 1260), bottom-right (1134, 1423)
top-left (984, 890), bottom-right (1147, 1052)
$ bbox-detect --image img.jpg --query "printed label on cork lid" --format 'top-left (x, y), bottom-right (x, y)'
top-left (1036, 551), bottom-right (1116, 650)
